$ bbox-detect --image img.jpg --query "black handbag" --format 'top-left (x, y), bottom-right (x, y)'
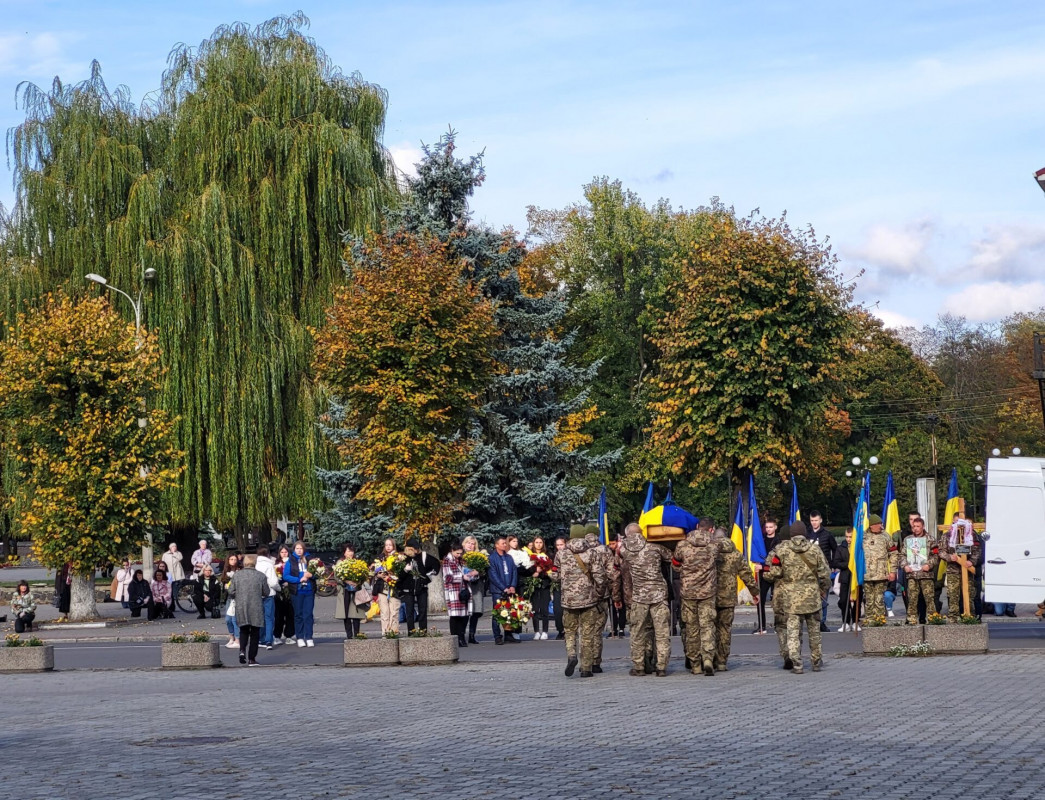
top-left (458, 585), bottom-right (471, 604)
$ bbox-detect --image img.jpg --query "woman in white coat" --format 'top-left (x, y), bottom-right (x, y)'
top-left (114, 559), bottom-right (134, 608)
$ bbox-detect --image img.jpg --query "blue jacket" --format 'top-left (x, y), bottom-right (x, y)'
top-left (283, 552), bottom-right (315, 595)
top-left (488, 551), bottom-right (517, 597)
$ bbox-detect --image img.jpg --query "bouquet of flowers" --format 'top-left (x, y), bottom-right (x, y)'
top-left (530, 554), bottom-right (554, 574)
top-left (492, 594), bottom-right (533, 632)
top-left (334, 558), bottom-right (371, 586)
top-left (372, 553), bottom-right (406, 589)
top-left (307, 558), bottom-right (329, 582)
top-left (461, 551), bottom-right (489, 577)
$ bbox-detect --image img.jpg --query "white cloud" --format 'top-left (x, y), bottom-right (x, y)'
top-left (845, 219), bottom-right (937, 278)
top-left (388, 142), bottom-right (424, 180)
top-left (941, 281), bottom-right (1045, 322)
top-left (871, 308), bottom-right (920, 330)
top-left (0, 32), bottom-right (80, 80)
top-left (960, 224), bottom-right (1045, 282)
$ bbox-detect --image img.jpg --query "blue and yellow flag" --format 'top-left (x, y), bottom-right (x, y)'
top-left (598, 485), bottom-right (609, 545)
top-left (747, 475), bottom-right (768, 568)
top-left (730, 493), bottom-right (745, 556)
top-left (943, 468), bottom-right (961, 527)
top-left (789, 476), bottom-right (801, 524)
top-left (882, 470), bottom-right (901, 541)
top-left (938, 468), bottom-right (961, 580)
top-left (643, 481), bottom-right (655, 514)
top-left (848, 473), bottom-right (869, 600)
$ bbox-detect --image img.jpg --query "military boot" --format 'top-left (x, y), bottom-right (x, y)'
top-left (655, 669), bottom-right (668, 677)
top-left (591, 664), bottom-right (603, 674)
top-left (628, 668), bottom-right (645, 677)
top-left (812, 660), bottom-right (822, 672)
top-left (579, 670), bottom-right (594, 678)
top-left (792, 664), bottom-right (804, 674)
top-left (702, 659), bottom-right (714, 677)
top-left (782, 658), bottom-right (793, 670)
top-left (714, 661), bottom-right (728, 672)
top-left (565, 658), bottom-right (578, 677)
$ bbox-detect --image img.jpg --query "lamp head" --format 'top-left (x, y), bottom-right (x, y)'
top-left (869, 456), bottom-right (879, 466)
top-left (85, 273), bottom-right (107, 286)
top-left (974, 464), bottom-right (982, 473)
top-left (1013, 447), bottom-right (1022, 456)
top-left (991, 448), bottom-right (1001, 457)
top-left (143, 267), bottom-right (157, 281)
top-left (851, 457), bottom-right (861, 467)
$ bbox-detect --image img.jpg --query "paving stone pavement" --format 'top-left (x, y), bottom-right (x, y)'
top-left (5, 651), bottom-right (1045, 799)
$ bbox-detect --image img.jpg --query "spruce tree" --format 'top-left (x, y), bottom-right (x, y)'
top-left (318, 132), bottom-right (616, 546)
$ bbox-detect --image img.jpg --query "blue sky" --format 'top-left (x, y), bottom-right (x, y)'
top-left (3, 1), bottom-right (1045, 326)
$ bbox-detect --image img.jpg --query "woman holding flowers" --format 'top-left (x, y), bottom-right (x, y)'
top-left (283, 540), bottom-right (316, 647)
top-left (526, 537), bottom-right (554, 640)
top-left (462, 536), bottom-right (488, 644)
top-left (442, 540), bottom-right (471, 647)
top-left (372, 538), bottom-right (403, 636)
top-left (334, 542), bottom-right (371, 639)
top-left (273, 544), bottom-right (295, 644)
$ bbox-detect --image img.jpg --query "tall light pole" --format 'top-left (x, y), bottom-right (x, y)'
top-left (85, 263), bottom-right (157, 574)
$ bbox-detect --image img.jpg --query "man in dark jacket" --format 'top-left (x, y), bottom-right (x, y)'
top-left (807, 511), bottom-right (836, 632)
top-left (399, 538), bottom-right (440, 634)
top-left (487, 535), bottom-right (519, 644)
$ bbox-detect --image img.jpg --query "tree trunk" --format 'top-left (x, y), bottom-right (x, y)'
top-left (69, 573), bottom-right (98, 621)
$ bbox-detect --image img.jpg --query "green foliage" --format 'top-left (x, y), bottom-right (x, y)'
top-left (4, 14), bottom-right (398, 535)
top-left (0, 295), bottom-right (182, 590)
top-left (313, 233), bottom-right (494, 540)
top-left (647, 206), bottom-right (854, 487)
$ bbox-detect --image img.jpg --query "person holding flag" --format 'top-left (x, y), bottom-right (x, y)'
top-left (862, 514), bottom-right (898, 621)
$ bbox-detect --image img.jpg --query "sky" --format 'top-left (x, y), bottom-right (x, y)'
top-left (2, 0), bottom-right (1044, 328)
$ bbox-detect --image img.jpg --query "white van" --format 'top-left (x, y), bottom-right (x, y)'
top-left (983, 456), bottom-right (1045, 604)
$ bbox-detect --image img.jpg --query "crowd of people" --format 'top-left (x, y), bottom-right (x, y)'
top-left (10, 508), bottom-right (1003, 673)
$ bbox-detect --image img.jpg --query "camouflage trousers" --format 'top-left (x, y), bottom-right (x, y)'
top-left (680, 598), bottom-right (716, 668)
top-left (714, 606), bottom-right (735, 669)
top-left (863, 580), bottom-right (887, 620)
top-left (787, 612), bottom-right (822, 665)
top-left (906, 577), bottom-right (936, 624)
top-left (593, 601), bottom-right (608, 665)
top-left (946, 569), bottom-right (973, 620)
top-left (773, 596), bottom-right (791, 659)
top-left (629, 600), bottom-right (671, 671)
top-left (563, 605), bottom-right (602, 672)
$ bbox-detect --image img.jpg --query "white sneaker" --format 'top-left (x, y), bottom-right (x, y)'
top-left (837, 625), bottom-right (847, 632)
top-left (224, 641), bottom-right (237, 649)
top-left (887, 610), bottom-right (895, 618)
top-left (297, 639), bottom-right (306, 648)
top-left (306, 639), bottom-right (315, 647)
top-left (541, 632), bottom-right (548, 640)
top-left (264, 644), bottom-right (273, 650)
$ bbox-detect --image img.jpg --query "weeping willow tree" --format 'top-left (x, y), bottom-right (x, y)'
top-left (3, 13), bottom-right (398, 543)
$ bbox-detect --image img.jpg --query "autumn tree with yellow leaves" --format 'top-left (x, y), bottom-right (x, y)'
top-left (0, 295), bottom-right (182, 619)
top-left (313, 234), bottom-right (495, 541)
top-left (647, 206), bottom-right (854, 493)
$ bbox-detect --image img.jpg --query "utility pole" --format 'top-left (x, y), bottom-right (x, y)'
top-left (1033, 332), bottom-right (1045, 432)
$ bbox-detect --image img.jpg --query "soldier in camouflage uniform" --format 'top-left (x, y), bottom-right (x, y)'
top-left (766, 524), bottom-right (794, 667)
top-left (612, 523), bottom-right (673, 677)
top-left (862, 514), bottom-right (898, 622)
top-left (585, 527), bottom-right (614, 673)
top-left (671, 520), bottom-right (718, 676)
top-left (898, 516), bottom-right (938, 624)
top-left (940, 514), bottom-right (980, 621)
top-left (712, 527), bottom-right (759, 672)
top-left (763, 521), bottom-right (831, 673)
top-left (556, 524), bottom-right (608, 678)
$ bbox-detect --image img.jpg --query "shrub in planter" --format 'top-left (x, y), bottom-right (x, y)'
top-left (161, 631), bottom-right (221, 669)
top-left (0, 634), bottom-right (53, 672)
top-left (399, 629), bottom-right (457, 665)
top-left (343, 636), bottom-right (400, 667)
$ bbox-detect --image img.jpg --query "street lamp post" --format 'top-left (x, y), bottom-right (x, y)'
top-left (85, 263), bottom-right (157, 574)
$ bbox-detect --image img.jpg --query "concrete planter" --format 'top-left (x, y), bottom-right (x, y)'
top-left (343, 638), bottom-right (400, 667)
top-left (398, 636), bottom-right (458, 665)
top-left (861, 625), bottom-right (924, 654)
top-left (925, 624), bottom-right (989, 654)
top-left (161, 642), bottom-right (222, 669)
top-left (0, 645), bottom-right (54, 672)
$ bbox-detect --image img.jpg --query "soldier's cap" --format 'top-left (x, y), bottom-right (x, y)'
top-left (789, 521), bottom-right (807, 538)
top-left (868, 514), bottom-right (883, 525)
top-left (569, 523), bottom-right (587, 540)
